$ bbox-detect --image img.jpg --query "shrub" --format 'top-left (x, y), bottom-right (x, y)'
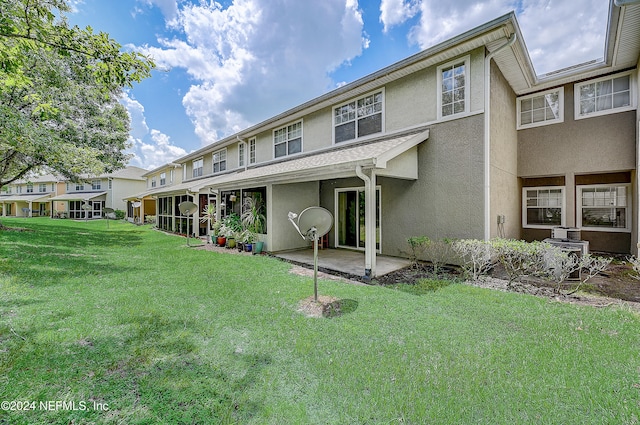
top-left (627, 255), bottom-right (640, 280)
top-left (407, 236), bottom-right (430, 268)
top-left (492, 239), bottom-right (549, 287)
top-left (451, 239), bottom-right (493, 281)
top-left (114, 209), bottom-right (125, 220)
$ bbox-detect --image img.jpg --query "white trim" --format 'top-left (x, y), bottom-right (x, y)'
top-left (574, 70), bottom-right (637, 120)
top-left (437, 55), bottom-right (470, 120)
top-left (248, 138), bottom-right (256, 164)
top-left (522, 186), bottom-right (566, 229)
top-left (517, 87), bottom-right (564, 130)
top-left (212, 148), bottom-right (227, 174)
top-left (273, 119), bottom-right (304, 159)
top-left (238, 142), bottom-right (246, 168)
top-left (332, 88), bottom-right (385, 145)
top-left (192, 157), bottom-right (204, 178)
top-left (576, 183), bottom-right (631, 232)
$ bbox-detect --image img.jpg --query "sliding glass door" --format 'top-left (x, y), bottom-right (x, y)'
top-left (336, 187), bottom-right (380, 251)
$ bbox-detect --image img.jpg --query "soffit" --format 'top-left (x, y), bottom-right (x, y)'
top-left (49, 192), bottom-right (107, 201)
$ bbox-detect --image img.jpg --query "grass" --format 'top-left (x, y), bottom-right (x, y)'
top-left (0, 217), bottom-right (639, 424)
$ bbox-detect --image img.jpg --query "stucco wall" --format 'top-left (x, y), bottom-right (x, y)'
top-left (518, 84), bottom-right (635, 177)
top-left (269, 181), bottom-right (319, 252)
top-left (489, 60), bottom-right (520, 239)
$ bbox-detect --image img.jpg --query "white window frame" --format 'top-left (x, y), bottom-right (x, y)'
top-left (26, 184), bottom-right (33, 193)
top-left (273, 120), bottom-right (303, 159)
top-left (437, 55), bottom-right (470, 120)
top-left (517, 87), bottom-right (564, 129)
top-left (212, 148), bottom-right (227, 173)
top-left (160, 172), bottom-right (166, 186)
top-left (522, 186), bottom-right (566, 229)
top-left (333, 89), bottom-right (385, 144)
top-left (92, 180), bottom-right (101, 190)
top-left (249, 138), bottom-right (256, 164)
top-left (75, 183), bottom-right (84, 191)
top-left (574, 71), bottom-right (636, 120)
top-left (577, 184), bottom-right (631, 232)
top-left (192, 158), bottom-right (203, 178)
top-left (238, 142), bottom-right (245, 167)
top-left (151, 177), bottom-right (157, 188)
top-left (38, 183), bottom-right (47, 193)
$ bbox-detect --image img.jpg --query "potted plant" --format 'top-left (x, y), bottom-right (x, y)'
top-left (241, 229), bottom-right (256, 252)
top-left (241, 196), bottom-right (266, 253)
top-left (200, 204), bottom-right (216, 243)
top-left (221, 213), bottom-right (242, 249)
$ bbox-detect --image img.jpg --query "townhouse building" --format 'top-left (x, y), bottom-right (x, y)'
top-left (135, 2), bottom-right (639, 277)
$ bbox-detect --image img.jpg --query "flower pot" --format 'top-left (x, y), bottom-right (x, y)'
top-left (237, 242), bottom-right (244, 252)
top-left (217, 236), bottom-right (226, 246)
top-left (253, 241), bottom-right (264, 254)
top-left (244, 243), bottom-right (252, 252)
top-left (226, 237), bottom-right (236, 249)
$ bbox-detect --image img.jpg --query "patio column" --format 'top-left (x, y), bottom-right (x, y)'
top-left (356, 166), bottom-right (377, 279)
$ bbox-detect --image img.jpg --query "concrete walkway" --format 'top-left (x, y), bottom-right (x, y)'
top-left (275, 248), bottom-right (411, 278)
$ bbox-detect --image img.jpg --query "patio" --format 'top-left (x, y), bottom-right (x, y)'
top-left (275, 248), bottom-right (411, 279)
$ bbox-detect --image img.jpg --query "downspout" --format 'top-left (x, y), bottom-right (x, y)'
top-left (483, 33), bottom-right (516, 241)
top-left (355, 165), bottom-right (376, 279)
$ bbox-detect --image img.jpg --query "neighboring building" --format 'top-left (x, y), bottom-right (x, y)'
top-left (0, 174), bottom-right (60, 217)
top-left (48, 166), bottom-right (147, 219)
top-left (124, 163), bottom-right (183, 224)
top-left (145, 2), bottom-right (640, 277)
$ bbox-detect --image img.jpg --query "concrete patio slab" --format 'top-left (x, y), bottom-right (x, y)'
top-left (275, 248), bottom-right (411, 278)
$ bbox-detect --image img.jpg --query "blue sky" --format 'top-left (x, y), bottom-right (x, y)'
top-left (69, 0), bottom-right (609, 170)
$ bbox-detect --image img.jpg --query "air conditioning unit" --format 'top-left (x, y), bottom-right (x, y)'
top-left (552, 227), bottom-right (581, 241)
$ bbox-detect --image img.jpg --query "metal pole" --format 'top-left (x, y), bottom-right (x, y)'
top-left (313, 236), bottom-right (318, 302)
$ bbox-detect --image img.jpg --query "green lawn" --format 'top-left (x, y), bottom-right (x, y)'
top-left (1, 218), bottom-right (639, 424)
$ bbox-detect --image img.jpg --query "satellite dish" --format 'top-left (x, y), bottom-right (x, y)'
top-left (288, 206), bottom-right (333, 302)
top-left (178, 201), bottom-right (198, 246)
top-left (132, 201), bottom-right (141, 208)
top-left (103, 207), bottom-right (115, 228)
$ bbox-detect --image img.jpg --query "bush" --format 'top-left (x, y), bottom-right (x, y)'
top-left (492, 239), bottom-right (549, 287)
top-left (451, 239), bottom-right (493, 281)
top-left (114, 209), bottom-right (125, 220)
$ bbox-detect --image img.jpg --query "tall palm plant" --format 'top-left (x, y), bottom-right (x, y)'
top-left (241, 196), bottom-right (266, 234)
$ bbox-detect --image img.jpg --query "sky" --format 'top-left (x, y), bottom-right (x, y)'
top-left (68, 0), bottom-right (610, 171)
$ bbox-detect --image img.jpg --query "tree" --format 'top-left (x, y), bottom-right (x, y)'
top-left (0, 0), bottom-right (154, 186)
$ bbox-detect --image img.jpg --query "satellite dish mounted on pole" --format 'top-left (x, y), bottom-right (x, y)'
top-left (288, 207), bottom-right (333, 302)
top-left (178, 201), bottom-right (198, 246)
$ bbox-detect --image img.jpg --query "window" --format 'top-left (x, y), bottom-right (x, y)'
top-left (213, 149), bottom-right (227, 173)
top-left (334, 90), bottom-right (384, 143)
top-left (26, 184), bottom-right (33, 193)
top-left (108, 179), bottom-right (112, 190)
top-left (578, 184), bottom-right (630, 231)
top-left (438, 56), bottom-right (469, 119)
top-left (522, 187), bottom-right (565, 228)
top-left (274, 121), bottom-right (302, 158)
top-left (160, 172), bottom-right (166, 186)
top-left (517, 88), bottom-right (563, 129)
top-left (249, 138), bottom-right (256, 164)
top-left (192, 158), bottom-right (203, 178)
top-left (151, 177), bottom-right (157, 188)
top-left (575, 71), bottom-right (635, 119)
top-left (238, 142), bottom-right (245, 167)
top-left (75, 183), bottom-right (84, 191)
top-left (39, 183), bottom-right (47, 192)
top-left (92, 180), bottom-right (101, 190)
top-left (16, 185), bottom-right (22, 194)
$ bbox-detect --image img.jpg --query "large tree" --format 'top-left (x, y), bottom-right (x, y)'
top-left (0, 0), bottom-right (154, 186)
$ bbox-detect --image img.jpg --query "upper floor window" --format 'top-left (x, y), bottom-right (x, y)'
top-left (151, 177), bottom-right (157, 188)
top-left (108, 179), bottom-right (112, 190)
top-left (193, 158), bottom-right (203, 178)
top-left (160, 172), bottom-right (166, 186)
top-left (438, 56), bottom-right (469, 119)
top-left (437, 56), bottom-right (469, 119)
top-left (274, 121), bottom-right (302, 158)
top-left (38, 183), bottom-right (47, 192)
top-left (575, 71), bottom-right (635, 119)
top-left (522, 186), bottom-right (565, 228)
top-left (238, 142), bottom-right (245, 167)
top-left (517, 88), bottom-right (564, 129)
top-left (578, 184), bottom-right (630, 231)
top-left (213, 149), bottom-right (227, 173)
top-left (26, 184), bottom-right (33, 193)
top-left (92, 180), bottom-right (101, 190)
top-left (169, 169), bottom-right (174, 184)
top-left (75, 183), bottom-right (84, 191)
top-left (334, 90), bottom-right (384, 143)
top-left (249, 138), bottom-right (256, 164)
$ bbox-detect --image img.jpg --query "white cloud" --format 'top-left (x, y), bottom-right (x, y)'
top-left (139, 0), bottom-right (368, 145)
top-left (120, 93), bottom-right (187, 170)
top-left (139, 0), bottom-right (179, 24)
top-left (379, 0), bottom-right (419, 32)
top-left (387, 0), bottom-right (608, 75)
